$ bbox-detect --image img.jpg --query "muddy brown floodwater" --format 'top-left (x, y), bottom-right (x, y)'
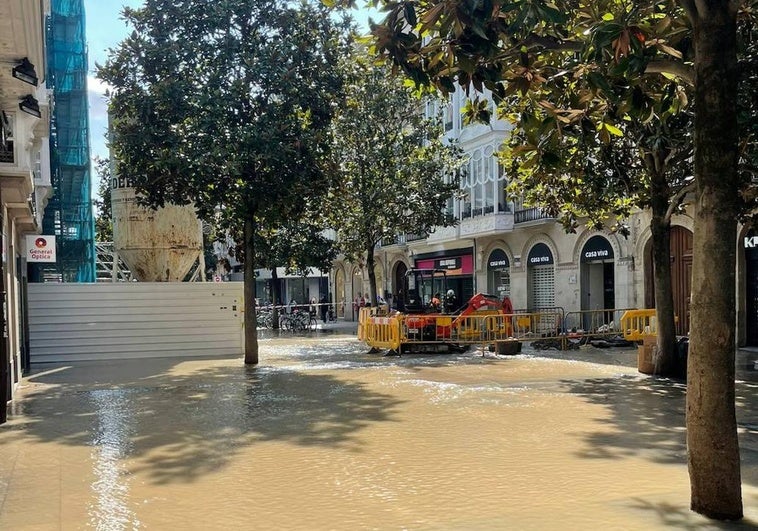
top-left (1, 334), bottom-right (758, 530)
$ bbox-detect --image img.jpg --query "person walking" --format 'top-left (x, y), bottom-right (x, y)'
top-left (319, 294), bottom-right (328, 323)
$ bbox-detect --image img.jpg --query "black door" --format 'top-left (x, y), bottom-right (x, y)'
top-left (748, 249), bottom-right (758, 346)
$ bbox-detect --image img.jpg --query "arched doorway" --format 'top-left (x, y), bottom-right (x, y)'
top-left (527, 243), bottom-right (555, 310)
top-left (580, 235), bottom-right (615, 330)
top-left (745, 228), bottom-right (758, 345)
top-left (644, 225), bottom-right (693, 335)
top-left (334, 268), bottom-right (345, 317)
top-left (487, 249), bottom-right (510, 297)
top-left (580, 236), bottom-right (615, 308)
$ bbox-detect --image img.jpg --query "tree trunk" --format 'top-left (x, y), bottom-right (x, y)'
top-left (243, 216), bottom-right (259, 365)
top-left (365, 243), bottom-right (378, 308)
top-left (649, 168), bottom-right (678, 375)
top-left (271, 268), bottom-right (281, 330)
top-left (687, 3), bottom-right (742, 520)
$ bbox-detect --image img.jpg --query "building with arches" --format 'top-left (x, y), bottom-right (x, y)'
top-left (330, 85), bottom-right (757, 347)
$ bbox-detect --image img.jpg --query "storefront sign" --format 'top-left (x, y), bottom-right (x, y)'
top-left (527, 243), bottom-right (553, 265)
top-left (746, 235), bottom-right (758, 249)
top-left (488, 249), bottom-right (509, 269)
top-left (435, 257), bottom-right (461, 270)
top-left (26, 235), bottom-right (56, 263)
top-left (416, 255), bottom-right (473, 276)
top-left (581, 235), bottom-right (614, 262)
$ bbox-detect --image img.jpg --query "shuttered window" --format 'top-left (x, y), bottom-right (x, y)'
top-left (529, 265), bottom-right (556, 335)
top-left (529, 265), bottom-right (555, 309)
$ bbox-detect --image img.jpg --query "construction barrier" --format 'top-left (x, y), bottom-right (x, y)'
top-left (359, 307), bottom-right (402, 350)
top-left (563, 308), bottom-right (636, 338)
top-left (359, 307), bottom-right (647, 352)
top-left (620, 309), bottom-right (658, 342)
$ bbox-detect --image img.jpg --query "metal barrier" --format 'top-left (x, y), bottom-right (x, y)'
top-left (359, 306), bottom-right (649, 352)
top-left (397, 311), bottom-right (564, 345)
top-left (514, 307), bottom-right (565, 336)
top-left (359, 307), bottom-right (402, 350)
top-left (620, 309), bottom-right (657, 342)
top-left (563, 308), bottom-right (636, 337)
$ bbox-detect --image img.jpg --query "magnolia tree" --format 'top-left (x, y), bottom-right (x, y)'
top-left (99, 0), bottom-right (352, 364)
top-left (326, 57), bottom-right (464, 307)
top-left (350, 0), bottom-right (757, 520)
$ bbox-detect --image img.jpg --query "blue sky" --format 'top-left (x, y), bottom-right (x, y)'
top-left (83, 1), bottom-right (379, 172)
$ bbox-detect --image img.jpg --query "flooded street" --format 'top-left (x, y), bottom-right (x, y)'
top-left (2, 334), bottom-right (758, 529)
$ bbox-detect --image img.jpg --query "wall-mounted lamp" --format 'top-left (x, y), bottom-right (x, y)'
top-left (12, 58), bottom-right (38, 86)
top-left (19, 95), bottom-right (41, 118)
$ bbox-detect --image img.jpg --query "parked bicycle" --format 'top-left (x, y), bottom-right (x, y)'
top-left (280, 309), bottom-right (317, 331)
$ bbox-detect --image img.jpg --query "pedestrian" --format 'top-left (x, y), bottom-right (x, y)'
top-left (444, 289), bottom-right (457, 313)
top-left (319, 294), bottom-right (328, 323)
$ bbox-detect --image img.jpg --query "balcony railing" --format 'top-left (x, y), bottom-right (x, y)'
top-left (514, 207), bottom-right (553, 224)
top-left (379, 232), bottom-right (428, 247)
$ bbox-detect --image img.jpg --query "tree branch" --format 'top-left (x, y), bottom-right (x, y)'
top-left (665, 181), bottom-right (695, 222)
top-left (519, 33), bottom-right (583, 53)
top-left (645, 60), bottom-right (694, 85)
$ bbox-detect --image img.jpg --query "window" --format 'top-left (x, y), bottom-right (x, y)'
top-left (444, 100), bottom-right (454, 132)
top-left (497, 160), bottom-right (509, 212)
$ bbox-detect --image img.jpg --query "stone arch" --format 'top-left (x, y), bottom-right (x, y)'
top-left (520, 234), bottom-right (559, 265)
top-left (572, 229), bottom-right (621, 265)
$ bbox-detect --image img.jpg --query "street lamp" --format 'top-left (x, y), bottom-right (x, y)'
top-left (12, 58), bottom-right (38, 86)
top-left (18, 95), bottom-right (41, 118)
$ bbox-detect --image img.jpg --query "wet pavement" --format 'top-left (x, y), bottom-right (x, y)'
top-left (2, 327), bottom-right (758, 530)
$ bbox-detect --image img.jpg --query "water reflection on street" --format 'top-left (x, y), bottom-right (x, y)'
top-left (1, 335), bottom-right (757, 530)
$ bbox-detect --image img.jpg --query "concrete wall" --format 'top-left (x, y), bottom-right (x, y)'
top-left (28, 282), bottom-right (244, 363)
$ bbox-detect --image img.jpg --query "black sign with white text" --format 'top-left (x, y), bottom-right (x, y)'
top-left (488, 249), bottom-right (509, 269)
top-left (581, 235), bottom-right (614, 262)
top-left (435, 257), bottom-right (461, 270)
top-left (528, 243), bottom-right (553, 265)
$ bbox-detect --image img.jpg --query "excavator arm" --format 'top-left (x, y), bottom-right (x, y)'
top-left (451, 293), bottom-right (512, 328)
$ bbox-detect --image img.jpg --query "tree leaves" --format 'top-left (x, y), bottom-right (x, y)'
top-left (325, 56), bottom-right (464, 266)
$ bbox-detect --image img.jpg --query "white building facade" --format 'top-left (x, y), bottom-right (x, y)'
top-left (0, 0), bottom-right (53, 412)
top-left (331, 87), bottom-right (757, 348)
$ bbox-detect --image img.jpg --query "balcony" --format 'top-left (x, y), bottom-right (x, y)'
top-left (514, 206), bottom-right (553, 224)
top-left (379, 234), bottom-right (406, 247)
top-left (459, 211), bottom-right (514, 236)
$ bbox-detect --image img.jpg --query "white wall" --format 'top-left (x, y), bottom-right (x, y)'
top-left (28, 282), bottom-right (244, 363)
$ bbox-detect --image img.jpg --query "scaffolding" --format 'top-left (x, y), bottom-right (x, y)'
top-left (30, 0), bottom-right (95, 282)
top-left (94, 242), bottom-right (206, 283)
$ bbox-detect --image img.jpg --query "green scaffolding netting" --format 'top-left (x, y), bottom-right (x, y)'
top-left (31, 0), bottom-right (95, 282)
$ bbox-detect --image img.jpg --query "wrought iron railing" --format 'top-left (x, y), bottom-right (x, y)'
top-left (514, 207), bottom-right (553, 224)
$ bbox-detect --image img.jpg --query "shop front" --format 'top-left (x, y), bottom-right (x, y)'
top-left (580, 235), bottom-right (615, 312)
top-left (746, 229), bottom-right (758, 346)
top-left (487, 249), bottom-right (510, 298)
top-left (414, 249), bottom-right (474, 304)
top-left (527, 243), bottom-right (555, 310)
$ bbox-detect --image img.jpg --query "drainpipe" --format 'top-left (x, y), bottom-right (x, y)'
top-left (0, 190), bottom-right (7, 424)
